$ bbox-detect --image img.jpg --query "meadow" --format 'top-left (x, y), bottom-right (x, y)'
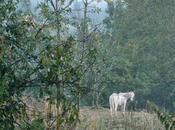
top-left (76, 108), bottom-right (165, 130)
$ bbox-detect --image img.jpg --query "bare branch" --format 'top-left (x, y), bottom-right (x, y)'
top-left (50, 0), bottom-right (56, 10)
top-left (35, 19), bottom-right (48, 38)
top-left (63, 0), bottom-right (74, 10)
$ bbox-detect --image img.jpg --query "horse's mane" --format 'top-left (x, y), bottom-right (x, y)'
top-left (119, 91), bottom-right (134, 99)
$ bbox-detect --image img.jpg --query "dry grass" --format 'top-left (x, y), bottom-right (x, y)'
top-left (76, 107), bottom-right (165, 130)
top-left (21, 96), bottom-right (166, 130)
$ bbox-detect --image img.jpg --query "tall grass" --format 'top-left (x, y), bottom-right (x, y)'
top-left (76, 108), bottom-right (165, 130)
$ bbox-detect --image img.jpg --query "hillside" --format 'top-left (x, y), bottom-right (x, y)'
top-left (76, 108), bottom-right (165, 130)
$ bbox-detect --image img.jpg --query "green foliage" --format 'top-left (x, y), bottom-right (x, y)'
top-left (0, 1), bottom-right (31, 129)
top-left (100, 0), bottom-right (175, 111)
top-left (0, 0), bottom-right (85, 129)
top-left (1, 0), bottom-right (175, 129)
top-left (20, 118), bottom-right (45, 130)
top-left (148, 101), bottom-right (175, 130)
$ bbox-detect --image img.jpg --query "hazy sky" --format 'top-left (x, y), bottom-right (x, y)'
top-left (28, 0), bottom-right (107, 23)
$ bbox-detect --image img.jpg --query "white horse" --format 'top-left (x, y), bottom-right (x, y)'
top-left (109, 91), bottom-right (135, 116)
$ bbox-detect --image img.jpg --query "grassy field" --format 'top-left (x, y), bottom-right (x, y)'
top-left (21, 97), bottom-right (166, 130)
top-left (76, 107), bottom-right (165, 130)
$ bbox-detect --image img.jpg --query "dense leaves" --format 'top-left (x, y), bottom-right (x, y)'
top-left (148, 101), bottom-right (175, 130)
top-left (96, 0), bottom-right (175, 111)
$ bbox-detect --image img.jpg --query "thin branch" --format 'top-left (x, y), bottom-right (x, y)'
top-left (50, 0), bottom-right (56, 10)
top-left (35, 19), bottom-right (48, 38)
top-left (62, 0), bottom-right (74, 10)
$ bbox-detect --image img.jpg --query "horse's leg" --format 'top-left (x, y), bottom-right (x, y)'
top-left (110, 103), bottom-right (113, 117)
top-left (113, 103), bottom-right (115, 117)
top-left (110, 108), bottom-right (112, 117)
top-left (112, 98), bottom-right (116, 117)
top-left (123, 101), bottom-right (126, 112)
top-left (109, 96), bottom-right (113, 117)
top-left (114, 103), bottom-right (118, 116)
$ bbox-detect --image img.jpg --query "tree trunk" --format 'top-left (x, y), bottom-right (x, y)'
top-left (95, 92), bottom-right (100, 108)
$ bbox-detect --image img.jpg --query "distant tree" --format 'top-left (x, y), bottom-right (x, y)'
top-left (103, 0), bottom-right (175, 111)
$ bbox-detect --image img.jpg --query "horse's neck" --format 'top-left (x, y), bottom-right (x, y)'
top-left (120, 93), bottom-right (130, 99)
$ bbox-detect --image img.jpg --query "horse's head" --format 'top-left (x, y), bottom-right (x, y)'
top-left (129, 92), bottom-right (135, 101)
